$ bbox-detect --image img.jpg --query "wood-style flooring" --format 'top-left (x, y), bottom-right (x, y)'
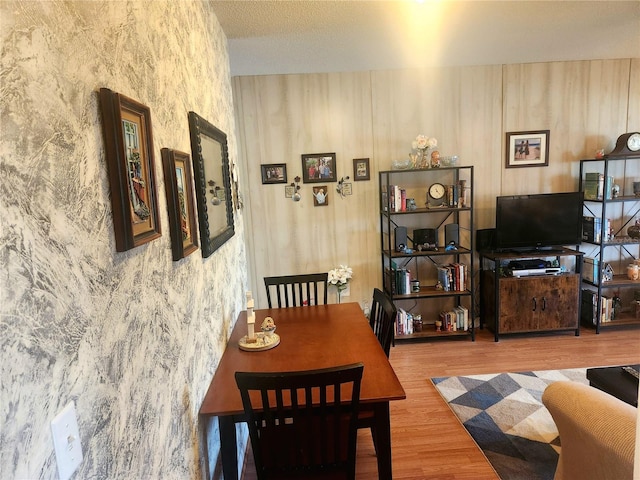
top-left (241, 326), bottom-right (640, 479)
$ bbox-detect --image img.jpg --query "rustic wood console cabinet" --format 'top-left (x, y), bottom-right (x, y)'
top-left (480, 248), bottom-right (583, 341)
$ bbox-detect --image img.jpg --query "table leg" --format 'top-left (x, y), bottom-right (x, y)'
top-left (373, 402), bottom-right (392, 479)
top-left (219, 416), bottom-right (238, 480)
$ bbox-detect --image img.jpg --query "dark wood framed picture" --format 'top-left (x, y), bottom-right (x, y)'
top-left (161, 148), bottom-right (198, 261)
top-left (99, 88), bottom-right (161, 252)
top-left (312, 185), bottom-right (329, 206)
top-left (505, 130), bottom-right (550, 168)
top-left (188, 111), bottom-right (235, 258)
top-left (353, 158), bottom-right (370, 181)
top-left (301, 153), bottom-right (337, 183)
top-left (261, 163), bottom-right (287, 184)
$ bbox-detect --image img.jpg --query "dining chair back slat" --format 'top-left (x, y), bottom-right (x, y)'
top-left (264, 273), bottom-right (328, 308)
top-left (235, 363), bottom-right (364, 480)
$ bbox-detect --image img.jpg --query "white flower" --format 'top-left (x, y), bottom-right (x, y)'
top-left (328, 265), bottom-right (353, 288)
top-left (413, 134), bottom-right (437, 150)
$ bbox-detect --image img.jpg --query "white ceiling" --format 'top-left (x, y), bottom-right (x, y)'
top-left (210, 0), bottom-right (640, 77)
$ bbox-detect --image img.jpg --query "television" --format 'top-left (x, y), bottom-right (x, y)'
top-left (495, 192), bottom-right (584, 252)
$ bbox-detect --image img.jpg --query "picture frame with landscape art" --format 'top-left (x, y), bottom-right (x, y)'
top-left (302, 153), bottom-right (337, 183)
top-left (505, 130), bottom-right (550, 168)
top-left (161, 148), bottom-right (198, 261)
top-left (99, 88), bottom-right (161, 252)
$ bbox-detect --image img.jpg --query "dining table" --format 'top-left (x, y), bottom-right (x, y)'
top-left (199, 302), bottom-right (406, 480)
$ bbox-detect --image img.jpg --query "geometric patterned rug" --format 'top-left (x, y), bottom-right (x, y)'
top-left (431, 368), bottom-right (588, 480)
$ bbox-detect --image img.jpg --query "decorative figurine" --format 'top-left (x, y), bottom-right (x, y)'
top-left (431, 150), bottom-right (441, 168)
top-left (628, 219), bottom-right (640, 239)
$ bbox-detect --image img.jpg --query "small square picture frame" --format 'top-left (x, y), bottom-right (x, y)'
top-left (261, 163), bottom-right (287, 184)
top-left (505, 130), bottom-right (550, 168)
top-left (284, 185), bottom-right (295, 198)
top-left (353, 158), bottom-right (370, 181)
top-left (312, 185), bottom-right (329, 206)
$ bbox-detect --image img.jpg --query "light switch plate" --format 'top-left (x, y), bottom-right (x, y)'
top-left (51, 401), bottom-right (82, 480)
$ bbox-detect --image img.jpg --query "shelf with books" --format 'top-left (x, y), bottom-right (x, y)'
top-left (581, 286), bottom-right (640, 327)
top-left (379, 166), bottom-right (475, 341)
top-left (578, 155), bottom-right (640, 333)
top-left (395, 304), bottom-right (470, 339)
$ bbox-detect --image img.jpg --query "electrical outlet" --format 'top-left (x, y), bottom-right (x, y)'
top-left (51, 401), bottom-right (82, 480)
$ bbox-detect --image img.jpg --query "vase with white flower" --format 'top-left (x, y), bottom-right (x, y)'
top-left (328, 265), bottom-right (353, 304)
top-left (411, 134), bottom-right (438, 168)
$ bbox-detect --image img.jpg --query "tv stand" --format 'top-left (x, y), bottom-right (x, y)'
top-left (480, 248), bottom-right (583, 341)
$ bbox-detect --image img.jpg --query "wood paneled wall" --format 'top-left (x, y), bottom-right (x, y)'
top-left (233, 59), bottom-right (639, 310)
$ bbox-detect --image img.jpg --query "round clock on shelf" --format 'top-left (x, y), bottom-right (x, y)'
top-left (428, 182), bottom-right (446, 206)
top-left (607, 132), bottom-right (640, 156)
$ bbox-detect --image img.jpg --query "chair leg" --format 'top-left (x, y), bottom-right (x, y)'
top-left (370, 425), bottom-right (378, 456)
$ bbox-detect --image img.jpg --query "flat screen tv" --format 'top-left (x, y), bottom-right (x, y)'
top-left (495, 192), bottom-right (584, 252)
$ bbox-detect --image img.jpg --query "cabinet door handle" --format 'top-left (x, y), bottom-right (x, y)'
top-left (542, 297), bottom-right (546, 311)
top-left (532, 297), bottom-right (537, 311)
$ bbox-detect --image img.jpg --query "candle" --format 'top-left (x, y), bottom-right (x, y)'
top-left (246, 291), bottom-right (255, 338)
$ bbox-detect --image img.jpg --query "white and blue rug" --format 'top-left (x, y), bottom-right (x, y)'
top-left (431, 368), bottom-right (588, 480)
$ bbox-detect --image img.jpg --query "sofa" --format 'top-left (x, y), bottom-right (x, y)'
top-left (542, 381), bottom-right (637, 480)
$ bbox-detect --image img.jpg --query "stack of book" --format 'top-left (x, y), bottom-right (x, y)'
top-left (437, 263), bottom-right (468, 291)
top-left (381, 185), bottom-right (408, 212)
top-left (583, 257), bottom-right (600, 283)
top-left (582, 216), bottom-right (611, 243)
top-left (445, 182), bottom-right (467, 208)
top-left (395, 308), bottom-right (414, 335)
top-left (439, 305), bottom-right (469, 331)
top-left (583, 173), bottom-right (613, 200)
top-left (382, 181), bottom-right (470, 212)
top-left (385, 267), bottom-right (412, 294)
top-left (581, 289), bottom-right (615, 325)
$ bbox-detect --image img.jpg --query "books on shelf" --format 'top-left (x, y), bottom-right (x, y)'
top-left (385, 267), bottom-right (411, 294)
top-left (582, 216), bottom-right (611, 243)
top-left (583, 173), bottom-right (613, 200)
top-left (583, 257), bottom-right (600, 283)
top-left (581, 289), bottom-right (614, 325)
top-left (395, 305), bottom-right (469, 335)
top-left (437, 263), bottom-right (468, 292)
top-left (438, 305), bottom-right (469, 332)
top-left (382, 181), bottom-right (471, 212)
top-left (396, 308), bottom-right (413, 335)
top-left (381, 184), bottom-right (388, 212)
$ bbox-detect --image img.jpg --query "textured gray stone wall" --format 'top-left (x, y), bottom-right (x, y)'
top-left (1, 1), bottom-right (247, 478)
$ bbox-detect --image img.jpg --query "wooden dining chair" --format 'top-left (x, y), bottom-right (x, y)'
top-left (357, 288), bottom-right (396, 457)
top-left (264, 273), bottom-right (328, 308)
top-left (368, 288), bottom-right (397, 358)
top-left (235, 363), bottom-right (364, 480)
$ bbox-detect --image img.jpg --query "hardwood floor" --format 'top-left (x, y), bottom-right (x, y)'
top-left (241, 326), bottom-right (640, 479)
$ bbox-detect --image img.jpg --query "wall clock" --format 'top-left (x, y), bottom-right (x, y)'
top-left (428, 182), bottom-right (446, 206)
top-left (607, 132), bottom-right (640, 156)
